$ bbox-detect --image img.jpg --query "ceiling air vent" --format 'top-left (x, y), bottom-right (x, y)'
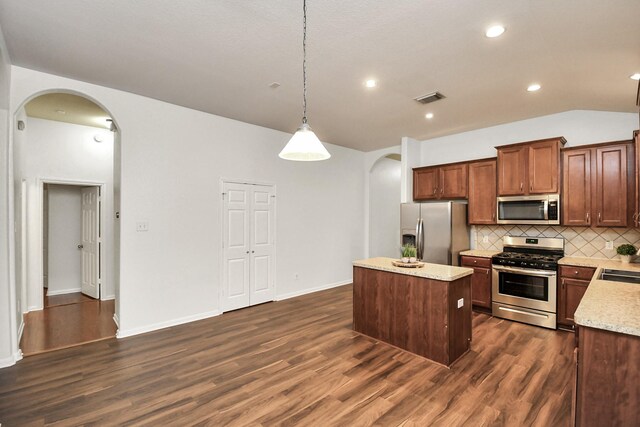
top-left (414, 91), bottom-right (446, 104)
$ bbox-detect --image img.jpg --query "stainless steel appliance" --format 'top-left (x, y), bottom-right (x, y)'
top-left (400, 202), bottom-right (470, 266)
top-left (492, 236), bottom-right (564, 329)
top-left (497, 194), bottom-right (560, 225)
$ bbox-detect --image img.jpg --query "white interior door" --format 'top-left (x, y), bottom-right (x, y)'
top-left (222, 182), bottom-right (275, 312)
top-left (81, 186), bottom-right (100, 299)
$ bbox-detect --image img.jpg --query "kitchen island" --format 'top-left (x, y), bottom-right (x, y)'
top-left (352, 257), bottom-right (473, 366)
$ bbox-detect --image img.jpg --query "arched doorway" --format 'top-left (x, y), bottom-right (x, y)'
top-left (11, 90), bottom-right (121, 355)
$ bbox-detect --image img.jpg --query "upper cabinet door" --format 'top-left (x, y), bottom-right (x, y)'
top-left (440, 163), bottom-right (468, 199)
top-left (562, 149), bottom-right (591, 226)
top-left (468, 160), bottom-right (497, 224)
top-left (413, 167), bottom-right (439, 200)
top-left (595, 144), bottom-right (628, 227)
top-left (529, 140), bottom-right (560, 194)
top-left (497, 146), bottom-right (527, 196)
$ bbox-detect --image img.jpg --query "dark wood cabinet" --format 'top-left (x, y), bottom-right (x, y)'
top-left (413, 166), bottom-right (439, 200)
top-left (562, 141), bottom-right (633, 227)
top-left (558, 265), bottom-right (595, 329)
top-left (460, 256), bottom-right (492, 309)
top-left (575, 327), bottom-right (640, 426)
top-left (595, 144), bottom-right (628, 227)
top-left (468, 159), bottom-right (497, 224)
top-left (497, 137), bottom-right (565, 196)
top-left (562, 149), bottom-right (591, 226)
top-left (413, 162), bottom-right (467, 201)
top-left (497, 145), bottom-right (527, 195)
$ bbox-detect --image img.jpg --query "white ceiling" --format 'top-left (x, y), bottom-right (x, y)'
top-left (1, 0), bottom-right (639, 152)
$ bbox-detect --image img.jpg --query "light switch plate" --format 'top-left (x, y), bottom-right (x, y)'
top-left (136, 221), bottom-right (149, 232)
top-left (457, 298), bottom-right (464, 308)
top-left (605, 240), bottom-right (614, 250)
top-left (482, 235), bottom-right (489, 243)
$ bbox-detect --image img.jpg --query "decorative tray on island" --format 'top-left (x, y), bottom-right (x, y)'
top-left (392, 260), bottom-right (425, 268)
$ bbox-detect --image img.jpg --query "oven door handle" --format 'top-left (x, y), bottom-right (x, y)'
top-left (492, 265), bottom-right (557, 277)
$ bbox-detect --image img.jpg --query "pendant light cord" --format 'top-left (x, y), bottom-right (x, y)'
top-left (302, 0), bottom-right (308, 125)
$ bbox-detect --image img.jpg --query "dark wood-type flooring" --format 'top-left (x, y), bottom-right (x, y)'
top-left (1, 285), bottom-right (574, 426)
top-left (20, 292), bottom-right (116, 356)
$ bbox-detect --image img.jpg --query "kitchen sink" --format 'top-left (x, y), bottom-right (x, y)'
top-left (599, 268), bottom-right (640, 284)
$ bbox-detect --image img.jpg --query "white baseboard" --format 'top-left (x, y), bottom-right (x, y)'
top-left (112, 313), bottom-right (120, 328)
top-left (276, 280), bottom-right (351, 301)
top-left (116, 309), bottom-right (221, 339)
top-left (46, 288), bottom-right (81, 296)
top-left (102, 294), bottom-right (115, 301)
top-left (0, 350), bottom-right (23, 369)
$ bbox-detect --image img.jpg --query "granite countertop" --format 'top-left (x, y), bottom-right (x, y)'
top-left (460, 249), bottom-right (502, 258)
top-left (564, 257), bottom-right (640, 337)
top-left (559, 256), bottom-right (640, 270)
top-left (353, 257), bottom-right (473, 282)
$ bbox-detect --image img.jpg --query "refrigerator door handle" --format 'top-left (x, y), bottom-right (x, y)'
top-left (415, 218), bottom-right (420, 258)
top-left (418, 218), bottom-right (425, 260)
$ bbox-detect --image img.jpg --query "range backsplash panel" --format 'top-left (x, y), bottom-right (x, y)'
top-left (473, 225), bottom-right (640, 259)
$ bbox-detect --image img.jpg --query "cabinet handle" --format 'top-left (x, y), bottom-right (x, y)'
top-left (440, 188), bottom-right (444, 195)
top-left (433, 188), bottom-right (437, 195)
top-left (598, 212), bottom-right (601, 223)
top-left (520, 182), bottom-right (523, 191)
top-left (530, 184), bottom-right (533, 192)
top-left (586, 212), bottom-right (590, 224)
top-left (562, 278), bottom-right (565, 289)
top-left (492, 212), bottom-right (496, 221)
top-left (574, 270), bottom-right (579, 275)
top-left (486, 269), bottom-right (489, 276)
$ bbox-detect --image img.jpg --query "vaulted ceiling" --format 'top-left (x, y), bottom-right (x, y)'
top-left (1, 0), bottom-right (638, 151)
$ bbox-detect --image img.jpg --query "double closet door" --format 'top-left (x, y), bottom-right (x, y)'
top-left (222, 182), bottom-right (275, 312)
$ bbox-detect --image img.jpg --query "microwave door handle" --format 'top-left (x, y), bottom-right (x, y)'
top-left (543, 200), bottom-right (549, 220)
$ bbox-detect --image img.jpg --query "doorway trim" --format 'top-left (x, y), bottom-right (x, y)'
top-left (34, 178), bottom-right (106, 309)
top-left (219, 178), bottom-right (277, 312)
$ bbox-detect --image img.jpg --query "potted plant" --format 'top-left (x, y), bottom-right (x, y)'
top-left (401, 244), bottom-right (417, 263)
top-left (616, 243), bottom-right (637, 264)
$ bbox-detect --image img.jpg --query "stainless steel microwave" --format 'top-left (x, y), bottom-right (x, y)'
top-left (497, 194), bottom-right (560, 225)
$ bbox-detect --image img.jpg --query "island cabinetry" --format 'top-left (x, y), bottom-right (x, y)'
top-left (575, 327), bottom-right (640, 426)
top-left (460, 256), bottom-right (491, 310)
top-left (557, 265), bottom-right (595, 329)
top-left (497, 137), bottom-right (565, 196)
top-left (562, 141), bottom-right (633, 227)
top-left (467, 159), bottom-right (497, 224)
top-left (413, 162), bottom-right (468, 201)
top-left (353, 265), bottom-right (472, 366)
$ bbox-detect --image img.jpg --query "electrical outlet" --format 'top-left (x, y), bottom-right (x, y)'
top-left (457, 298), bottom-right (464, 308)
top-left (482, 235), bottom-right (489, 243)
top-left (136, 221), bottom-right (149, 232)
top-left (605, 240), bottom-right (614, 250)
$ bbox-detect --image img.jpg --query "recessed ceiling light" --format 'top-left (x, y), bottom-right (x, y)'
top-left (365, 79), bottom-right (377, 88)
top-left (425, 113), bottom-right (434, 119)
top-left (630, 73), bottom-right (640, 81)
top-left (485, 25), bottom-right (505, 38)
top-left (55, 109), bottom-right (66, 115)
top-left (527, 84), bottom-right (541, 92)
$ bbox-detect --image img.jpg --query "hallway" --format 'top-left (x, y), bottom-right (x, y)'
top-left (20, 292), bottom-right (116, 356)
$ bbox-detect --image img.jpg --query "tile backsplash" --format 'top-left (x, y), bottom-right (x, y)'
top-left (472, 225), bottom-right (640, 259)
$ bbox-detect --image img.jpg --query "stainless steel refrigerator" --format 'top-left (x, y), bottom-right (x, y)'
top-left (400, 201), bottom-right (470, 266)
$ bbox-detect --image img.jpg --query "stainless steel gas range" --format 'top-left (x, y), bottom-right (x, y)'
top-left (491, 236), bottom-right (564, 329)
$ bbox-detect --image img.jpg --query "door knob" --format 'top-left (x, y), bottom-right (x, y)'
top-left (77, 244), bottom-right (83, 249)
top-left (246, 251), bottom-right (249, 254)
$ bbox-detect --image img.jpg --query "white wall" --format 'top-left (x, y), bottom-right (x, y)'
top-left (19, 117), bottom-right (114, 309)
top-left (47, 185), bottom-right (82, 295)
top-left (8, 66), bottom-right (366, 341)
top-left (417, 110), bottom-right (639, 166)
top-left (368, 157), bottom-right (401, 258)
top-left (0, 23), bottom-right (18, 367)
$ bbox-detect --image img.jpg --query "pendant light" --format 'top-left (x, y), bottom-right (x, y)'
top-left (279, 0), bottom-right (331, 161)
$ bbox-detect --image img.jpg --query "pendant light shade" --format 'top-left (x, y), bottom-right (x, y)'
top-left (279, 0), bottom-right (331, 161)
top-left (279, 123), bottom-right (330, 161)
